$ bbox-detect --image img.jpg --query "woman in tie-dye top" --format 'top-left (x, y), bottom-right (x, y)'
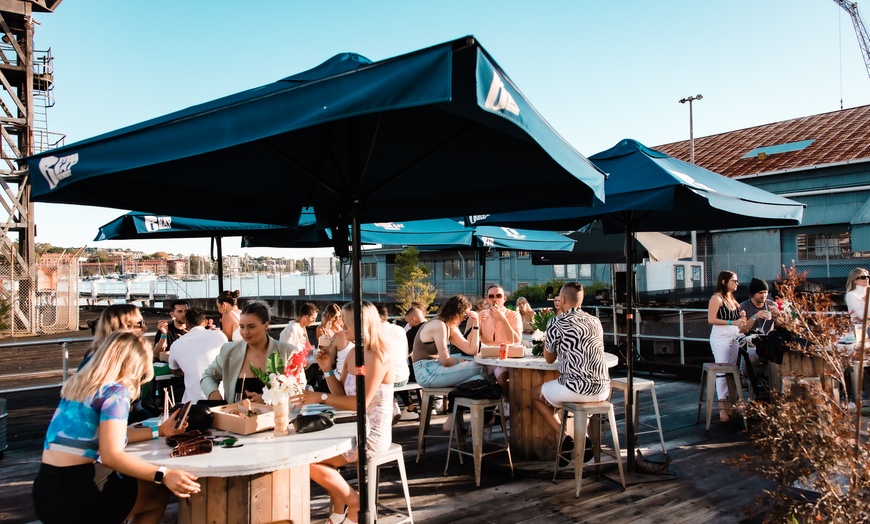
top-left (33, 331), bottom-right (200, 524)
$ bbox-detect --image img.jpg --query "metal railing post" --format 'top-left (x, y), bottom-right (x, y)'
top-left (62, 341), bottom-right (69, 383)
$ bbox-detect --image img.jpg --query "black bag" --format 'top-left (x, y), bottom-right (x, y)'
top-left (753, 328), bottom-right (806, 365)
top-left (293, 412), bottom-right (335, 433)
top-left (451, 379), bottom-right (502, 400)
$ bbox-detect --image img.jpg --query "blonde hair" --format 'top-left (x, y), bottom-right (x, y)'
top-left (342, 301), bottom-right (390, 366)
top-left (846, 268), bottom-right (868, 292)
top-left (63, 330), bottom-right (153, 403)
top-left (88, 304), bottom-right (142, 354)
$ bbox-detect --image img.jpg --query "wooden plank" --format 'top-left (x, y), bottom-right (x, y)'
top-left (250, 471), bottom-right (273, 524)
top-left (270, 467), bottom-right (290, 522)
top-left (205, 476), bottom-right (228, 524)
top-left (288, 465), bottom-right (310, 524)
top-left (226, 475), bottom-right (249, 524)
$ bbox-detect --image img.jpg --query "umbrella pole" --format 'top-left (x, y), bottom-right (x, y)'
top-left (351, 211), bottom-right (370, 523)
top-left (480, 247), bottom-right (486, 298)
top-left (216, 236), bottom-right (225, 295)
top-left (624, 226), bottom-right (637, 473)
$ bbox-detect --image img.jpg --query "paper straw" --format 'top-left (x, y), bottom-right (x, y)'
top-left (169, 385), bottom-right (175, 407)
top-left (163, 389), bottom-right (169, 416)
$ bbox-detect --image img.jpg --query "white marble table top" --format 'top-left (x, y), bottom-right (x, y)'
top-left (126, 421), bottom-right (356, 477)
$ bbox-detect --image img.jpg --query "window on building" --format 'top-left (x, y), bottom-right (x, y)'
top-left (797, 232), bottom-right (851, 260)
top-left (579, 264), bottom-right (592, 278)
top-left (362, 262), bottom-right (377, 279)
top-left (444, 259), bottom-right (461, 278)
top-left (515, 251), bottom-right (530, 258)
top-left (465, 262), bottom-right (475, 279)
top-left (566, 265), bottom-right (577, 279)
top-left (499, 250), bottom-right (511, 258)
top-left (553, 265), bottom-right (566, 278)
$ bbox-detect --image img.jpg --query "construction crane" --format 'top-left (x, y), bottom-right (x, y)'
top-left (834, 1), bottom-right (870, 80)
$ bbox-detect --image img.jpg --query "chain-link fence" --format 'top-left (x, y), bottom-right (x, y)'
top-left (0, 251), bottom-right (80, 337)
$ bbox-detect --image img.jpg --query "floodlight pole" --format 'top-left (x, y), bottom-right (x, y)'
top-left (679, 94), bottom-right (702, 261)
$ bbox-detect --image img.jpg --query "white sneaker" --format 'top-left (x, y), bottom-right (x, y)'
top-left (400, 408), bottom-right (420, 421)
top-left (432, 398), bottom-right (444, 413)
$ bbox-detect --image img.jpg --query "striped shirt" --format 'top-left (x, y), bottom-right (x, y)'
top-left (544, 307), bottom-right (609, 396)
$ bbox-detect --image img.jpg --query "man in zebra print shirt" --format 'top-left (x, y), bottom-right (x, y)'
top-left (531, 282), bottom-right (611, 463)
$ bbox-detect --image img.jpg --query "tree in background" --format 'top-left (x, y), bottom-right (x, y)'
top-left (394, 246), bottom-right (436, 313)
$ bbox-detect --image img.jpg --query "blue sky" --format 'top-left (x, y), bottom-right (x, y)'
top-left (29, 0), bottom-right (870, 259)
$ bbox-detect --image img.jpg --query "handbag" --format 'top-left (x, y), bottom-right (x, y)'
top-left (165, 429), bottom-right (211, 448)
top-left (451, 379), bottom-right (502, 400)
top-left (753, 328), bottom-right (806, 365)
top-left (169, 436), bottom-right (213, 458)
top-left (293, 412), bottom-right (335, 433)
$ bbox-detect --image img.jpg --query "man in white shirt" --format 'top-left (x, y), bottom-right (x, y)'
top-left (169, 307), bottom-right (228, 403)
top-left (279, 302), bottom-right (318, 350)
top-left (377, 304), bottom-right (418, 422)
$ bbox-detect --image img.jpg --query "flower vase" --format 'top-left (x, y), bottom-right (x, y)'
top-left (273, 397), bottom-right (290, 437)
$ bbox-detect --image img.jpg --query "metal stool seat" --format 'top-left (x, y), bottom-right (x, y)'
top-left (444, 396), bottom-right (513, 487)
top-left (697, 362), bottom-right (746, 430)
top-left (610, 376), bottom-right (666, 454)
top-left (415, 387), bottom-right (453, 462)
top-left (553, 401), bottom-right (625, 497)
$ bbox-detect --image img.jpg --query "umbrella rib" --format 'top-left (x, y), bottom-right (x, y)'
top-left (260, 138), bottom-right (340, 196)
top-left (368, 122), bottom-right (474, 197)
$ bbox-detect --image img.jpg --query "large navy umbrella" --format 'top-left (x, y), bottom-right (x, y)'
top-left (246, 220), bottom-right (575, 296)
top-left (26, 36), bottom-right (606, 515)
top-left (95, 210), bottom-right (319, 292)
top-left (530, 221), bottom-right (692, 265)
top-left (467, 139), bottom-right (804, 473)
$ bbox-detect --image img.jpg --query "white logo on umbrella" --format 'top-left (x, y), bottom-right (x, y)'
top-left (484, 73), bottom-right (520, 116)
top-left (37, 154), bottom-right (79, 190)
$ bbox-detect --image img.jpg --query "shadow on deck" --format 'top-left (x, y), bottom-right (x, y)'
top-left (0, 371), bottom-right (774, 523)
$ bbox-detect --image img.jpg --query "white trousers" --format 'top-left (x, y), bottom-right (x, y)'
top-left (710, 325), bottom-right (740, 400)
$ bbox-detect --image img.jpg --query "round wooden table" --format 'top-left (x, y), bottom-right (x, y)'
top-left (475, 352), bottom-right (618, 461)
top-left (126, 422), bottom-right (356, 524)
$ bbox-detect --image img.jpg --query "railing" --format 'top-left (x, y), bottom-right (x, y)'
top-left (0, 324), bottom-right (291, 394)
top-left (585, 304), bottom-right (711, 365)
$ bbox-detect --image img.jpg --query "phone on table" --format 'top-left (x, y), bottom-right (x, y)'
top-left (174, 401), bottom-right (192, 430)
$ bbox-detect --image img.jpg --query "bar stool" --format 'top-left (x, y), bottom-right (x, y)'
top-left (697, 362), bottom-right (746, 431)
top-left (367, 443), bottom-right (414, 523)
top-left (444, 397), bottom-right (513, 487)
top-left (415, 387), bottom-right (453, 463)
top-left (552, 401), bottom-right (625, 497)
top-left (609, 376), bottom-right (666, 454)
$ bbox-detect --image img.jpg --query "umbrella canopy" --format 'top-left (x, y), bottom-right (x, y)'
top-left (468, 138), bottom-right (804, 232)
top-left (26, 36), bottom-right (605, 515)
top-left (94, 211), bottom-right (301, 241)
top-left (466, 138), bottom-right (805, 473)
top-left (26, 36), bottom-right (605, 235)
top-left (530, 221), bottom-right (692, 265)
top-left (95, 210), bottom-right (319, 292)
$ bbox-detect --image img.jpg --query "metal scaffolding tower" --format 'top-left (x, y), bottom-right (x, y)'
top-left (0, 0), bottom-right (63, 335)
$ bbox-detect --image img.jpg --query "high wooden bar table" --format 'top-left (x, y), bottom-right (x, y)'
top-left (475, 352), bottom-right (618, 462)
top-left (126, 422), bottom-right (356, 524)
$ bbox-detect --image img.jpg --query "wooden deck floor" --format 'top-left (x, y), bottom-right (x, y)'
top-left (0, 370), bottom-right (776, 523)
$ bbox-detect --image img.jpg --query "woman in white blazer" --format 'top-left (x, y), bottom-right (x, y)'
top-left (201, 302), bottom-right (301, 403)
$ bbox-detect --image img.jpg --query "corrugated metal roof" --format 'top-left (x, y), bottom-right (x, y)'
top-left (655, 105), bottom-right (870, 178)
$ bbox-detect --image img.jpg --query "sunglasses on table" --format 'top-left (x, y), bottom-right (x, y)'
top-left (488, 294), bottom-right (503, 299)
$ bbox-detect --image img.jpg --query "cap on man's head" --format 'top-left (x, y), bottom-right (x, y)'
top-left (749, 278), bottom-right (768, 296)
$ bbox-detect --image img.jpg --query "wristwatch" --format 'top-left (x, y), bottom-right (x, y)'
top-left (153, 466), bottom-right (167, 485)
top-left (321, 393), bottom-right (329, 402)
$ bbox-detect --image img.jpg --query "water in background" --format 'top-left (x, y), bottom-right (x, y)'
top-left (80, 273), bottom-right (343, 305)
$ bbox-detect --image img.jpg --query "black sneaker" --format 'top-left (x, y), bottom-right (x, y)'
top-left (583, 437), bottom-right (594, 463)
top-left (559, 435), bottom-right (574, 467)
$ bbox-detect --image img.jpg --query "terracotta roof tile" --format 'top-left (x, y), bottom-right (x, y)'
top-left (654, 105), bottom-right (870, 178)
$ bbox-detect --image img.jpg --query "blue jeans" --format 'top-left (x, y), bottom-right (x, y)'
top-left (413, 359), bottom-right (487, 388)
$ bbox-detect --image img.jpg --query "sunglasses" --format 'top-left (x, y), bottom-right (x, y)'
top-left (858, 275), bottom-right (870, 280)
top-left (128, 320), bottom-right (146, 329)
top-left (488, 294), bottom-right (503, 299)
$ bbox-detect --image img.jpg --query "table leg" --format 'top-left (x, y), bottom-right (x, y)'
top-left (509, 368), bottom-right (560, 461)
top-left (177, 466), bottom-right (310, 524)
